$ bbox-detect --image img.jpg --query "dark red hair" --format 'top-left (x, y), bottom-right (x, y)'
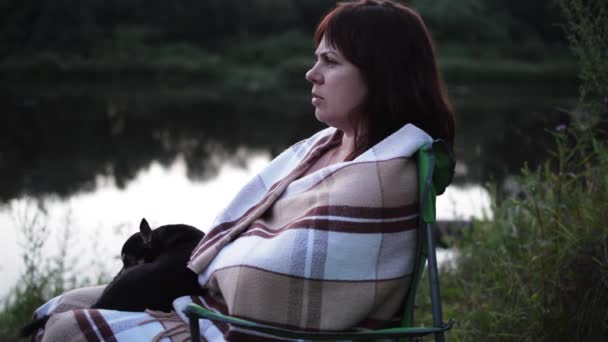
top-left (315, 0), bottom-right (455, 152)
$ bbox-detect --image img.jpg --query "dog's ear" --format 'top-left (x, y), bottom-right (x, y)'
top-left (139, 218), bottom-right (153, 244)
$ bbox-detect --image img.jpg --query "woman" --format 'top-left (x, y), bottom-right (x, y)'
top-left (31, 1), bottom-right (454, 341)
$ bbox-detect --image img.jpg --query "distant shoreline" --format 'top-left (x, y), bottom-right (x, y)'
top-left (0, 57), bottom-right (578, 91)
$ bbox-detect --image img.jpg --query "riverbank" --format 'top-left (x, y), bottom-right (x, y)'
top-left (0, 31), bottom-right (578, 91)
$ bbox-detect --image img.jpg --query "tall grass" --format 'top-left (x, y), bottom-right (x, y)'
top-left (0, 203), bottom-right (108, 341)
top-left (423, 129), bottom-right (607, 341)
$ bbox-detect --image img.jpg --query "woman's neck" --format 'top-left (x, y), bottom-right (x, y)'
top-left (333, 128), bottom-right (367, 163)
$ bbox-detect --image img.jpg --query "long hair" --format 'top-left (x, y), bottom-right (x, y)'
top-left (314, 0), bottom-right (455, 153)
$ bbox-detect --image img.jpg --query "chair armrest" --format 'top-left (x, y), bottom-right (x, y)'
top-left (183, 304), bottom-right (454, 340)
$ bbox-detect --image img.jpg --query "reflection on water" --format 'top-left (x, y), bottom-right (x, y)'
top-left (0, 153), bottom-right (271, 298)
top-left (1, 82), bottom-right (576, 203)
top-left (0, 80), bottom-right (576, 298)
top-left (437, 185), bottom-right (492, 220)
top-left (0, 87), bottom-right (321, 202)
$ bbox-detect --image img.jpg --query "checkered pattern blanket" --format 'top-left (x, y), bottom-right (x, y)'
top-left (186, 124), bottom-right (432, 339)
top-left (33, 124), bottom-right (431, 341)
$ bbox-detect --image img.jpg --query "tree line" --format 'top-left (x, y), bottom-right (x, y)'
top-left (0, 0), bottom-right (565, 58)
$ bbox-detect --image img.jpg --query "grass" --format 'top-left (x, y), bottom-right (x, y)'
top-left (0, 202), bottom-right (109, 342)
top-left (414, 127), bottom-right (608, 341)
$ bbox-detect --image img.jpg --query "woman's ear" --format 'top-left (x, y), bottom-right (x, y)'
top-left (139, 218), bottom-right (153, 244)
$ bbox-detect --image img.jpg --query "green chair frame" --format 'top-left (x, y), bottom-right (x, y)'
top-left (184, 140), bottom-right (455, 341)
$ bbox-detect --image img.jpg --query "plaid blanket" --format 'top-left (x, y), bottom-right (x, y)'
top-left (187, 124), bottom-right (432, 339)
top-left (33, 124), bottom-right (431, 341)
top-left (32, 286), bottom-right (191, 342)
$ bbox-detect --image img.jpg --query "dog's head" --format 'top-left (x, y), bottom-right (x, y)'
top-left (115, 219), bottom-right (159, 277)
top-left (116, 218), bottom-right (204, 277)
top-left (119, 218), bottom-right (158, 270)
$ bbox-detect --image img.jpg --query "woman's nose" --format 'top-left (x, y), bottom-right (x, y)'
top-left (305, 64), bottom-right (322, 84)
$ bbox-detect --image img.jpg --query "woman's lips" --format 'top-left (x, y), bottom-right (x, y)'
top-left (312, 92), bottom-right (324, 105)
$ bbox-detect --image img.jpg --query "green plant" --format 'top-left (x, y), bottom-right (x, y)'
top-left (561, 0), bottom-right (608, 114)
top-left (453, 130), bottom-right (606, 340)
top-left (0, 203), bottom-right (105, 341)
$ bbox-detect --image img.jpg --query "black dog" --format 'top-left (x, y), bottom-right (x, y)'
top-left (20, 218), bottom-right (205, 337)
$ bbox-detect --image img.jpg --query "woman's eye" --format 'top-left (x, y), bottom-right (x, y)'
top-left (323, 55), bottom-right (338, 66)
top-left (312, 55), bottom-right (338, 66)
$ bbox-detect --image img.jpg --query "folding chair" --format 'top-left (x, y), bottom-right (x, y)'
top-left (184, 140), bottom-right (455, 341)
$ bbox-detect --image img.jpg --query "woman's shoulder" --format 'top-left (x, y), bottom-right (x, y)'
top-left (319, 156), bottom-right (418, 209)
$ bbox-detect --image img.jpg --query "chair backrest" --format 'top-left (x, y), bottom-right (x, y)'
top-left (401, 140), bottom-right (455, 342)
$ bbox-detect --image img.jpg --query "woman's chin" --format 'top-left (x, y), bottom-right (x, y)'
top-left (314, 110), bottom-right (323, 122)
top-left (314, 111), bottom-right (331, 126)
top-left (314, 111), bottom-right (353, 131)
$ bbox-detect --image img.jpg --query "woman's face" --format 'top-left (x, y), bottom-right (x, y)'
top-left (305, 36), bottom-right (368, 134)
